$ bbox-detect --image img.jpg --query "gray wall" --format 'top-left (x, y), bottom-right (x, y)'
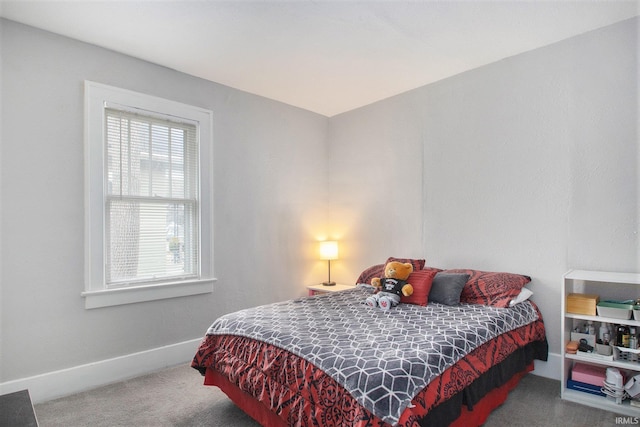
top-left (328, 17), bottom-right (639, 358)
top-left (1, 15), bottom-right (638, 386)
top-left (0, 19), bottom-right (328, 382)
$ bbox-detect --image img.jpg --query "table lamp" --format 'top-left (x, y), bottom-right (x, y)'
top-left (319, 241), bottom-right (338, 286)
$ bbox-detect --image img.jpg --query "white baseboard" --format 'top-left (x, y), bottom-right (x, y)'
top-left (532, 352), bottom-right (561, 380)
top-left (0, 338), bottom-right (203, 404)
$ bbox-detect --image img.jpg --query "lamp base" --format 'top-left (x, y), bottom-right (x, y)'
top-left (322, 281), bottom-right (336, 286)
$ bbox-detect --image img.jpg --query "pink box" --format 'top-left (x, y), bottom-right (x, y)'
top-left (571, 363), bottom-right (606, 387)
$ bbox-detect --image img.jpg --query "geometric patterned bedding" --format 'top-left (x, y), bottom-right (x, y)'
top-left (193, 322), bottom-right (547, 426)
top-left (198, 286), bottom-right (540, 425)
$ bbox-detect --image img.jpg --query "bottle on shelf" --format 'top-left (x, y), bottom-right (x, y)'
top-left (598, 322), bottom-right (609, 342)
top-left (588, 321), bottom-right (595, 335)
top-left (623, 325), bottom-right (631, 348)
top-left (631, 327), bottom-right (638, 350)
top-left (616, 324), bottom-right (622, 346)
top-left (599, 322), bottom-right (610, 342)
top-left (616, 324), bottom-right (630, 347)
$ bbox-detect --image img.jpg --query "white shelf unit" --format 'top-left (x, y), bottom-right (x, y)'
top-left (562, 269), bottom-right (640, 415)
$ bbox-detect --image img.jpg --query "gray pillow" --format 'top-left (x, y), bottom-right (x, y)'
top-left (429, 273), bottom-right (470, 306)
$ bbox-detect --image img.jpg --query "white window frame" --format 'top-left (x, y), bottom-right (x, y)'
top-left (83, 81), bottom-right (215, 309)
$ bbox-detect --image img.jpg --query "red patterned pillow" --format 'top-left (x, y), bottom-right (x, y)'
top-left (446, 269), bottom-right (531, 308)
top-left (401, 269), bottom-right (438, 306)
top-left (386, 257), bottom-right (426, 272)
top-left (355, 264), bottom-right (385, 285)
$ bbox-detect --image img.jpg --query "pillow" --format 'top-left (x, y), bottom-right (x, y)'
top-left (428, 273), bottom-right (469, 306)
top-left (386, 257), bottom-right (426, 272)
top-left (356, 258), bottom-right (428, 285)
top-left (446, 269), bottom-right (531, 308)
top-left (509, 288), bottom-right (534, 307)
top-left (355, 264), bottom-right (385, 285)
top-left (401, 269), bottom-right (438, 306)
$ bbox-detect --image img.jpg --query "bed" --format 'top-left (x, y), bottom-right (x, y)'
top-left (192, 258), bottom-right (548, 426)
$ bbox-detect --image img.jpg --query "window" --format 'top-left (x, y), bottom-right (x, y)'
top-left (105, 109), bottom-right (199, 285)
top-left (84, 82), bottom-right (214, 309)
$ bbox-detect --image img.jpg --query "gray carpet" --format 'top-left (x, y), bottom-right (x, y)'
top-left (33, 364), bottom-right (619, 426)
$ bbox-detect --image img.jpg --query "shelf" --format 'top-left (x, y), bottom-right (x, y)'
top-left (562, 388), bottom-right (640, 416)
top-left (565, 312), bottom-right (640, 327)
top-left (566, 352), bottom-right (640, 372)
top-left (565, 270), bottom-right (640, 285)
top-left (562, 269), bottom-right (640, 413)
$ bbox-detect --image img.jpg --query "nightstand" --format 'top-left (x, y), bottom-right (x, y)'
top-left (307, 283), bottom-right (355, 296)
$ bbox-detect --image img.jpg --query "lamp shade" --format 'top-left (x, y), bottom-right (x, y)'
top-left (319, 241), bottom-right (339, 260)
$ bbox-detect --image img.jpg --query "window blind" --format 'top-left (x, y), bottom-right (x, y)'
top-left (105, 108), bottom-right (199, 286)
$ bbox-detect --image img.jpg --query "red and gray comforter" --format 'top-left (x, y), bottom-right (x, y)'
top-left (194, 287), bottom-right (540, 425)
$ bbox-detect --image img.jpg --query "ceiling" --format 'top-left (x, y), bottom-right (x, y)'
top-left (1, 1), bottom-right (638, 117)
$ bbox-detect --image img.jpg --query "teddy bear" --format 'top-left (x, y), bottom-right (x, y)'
top-left (366, 261), bottom-right (414, 311)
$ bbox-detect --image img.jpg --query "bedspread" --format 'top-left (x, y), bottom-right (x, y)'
top-left (201, 287), bottom-right (540, 425)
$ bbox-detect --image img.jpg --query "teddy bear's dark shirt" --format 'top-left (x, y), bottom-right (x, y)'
top-left (380, 278), bottom-right (407, 296)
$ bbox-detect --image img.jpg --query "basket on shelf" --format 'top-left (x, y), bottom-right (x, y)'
top-left (613, 346), bottom-right (640, 363)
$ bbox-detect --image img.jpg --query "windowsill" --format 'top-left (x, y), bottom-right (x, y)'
top-left (81, 278), bottom-right (216, 309)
